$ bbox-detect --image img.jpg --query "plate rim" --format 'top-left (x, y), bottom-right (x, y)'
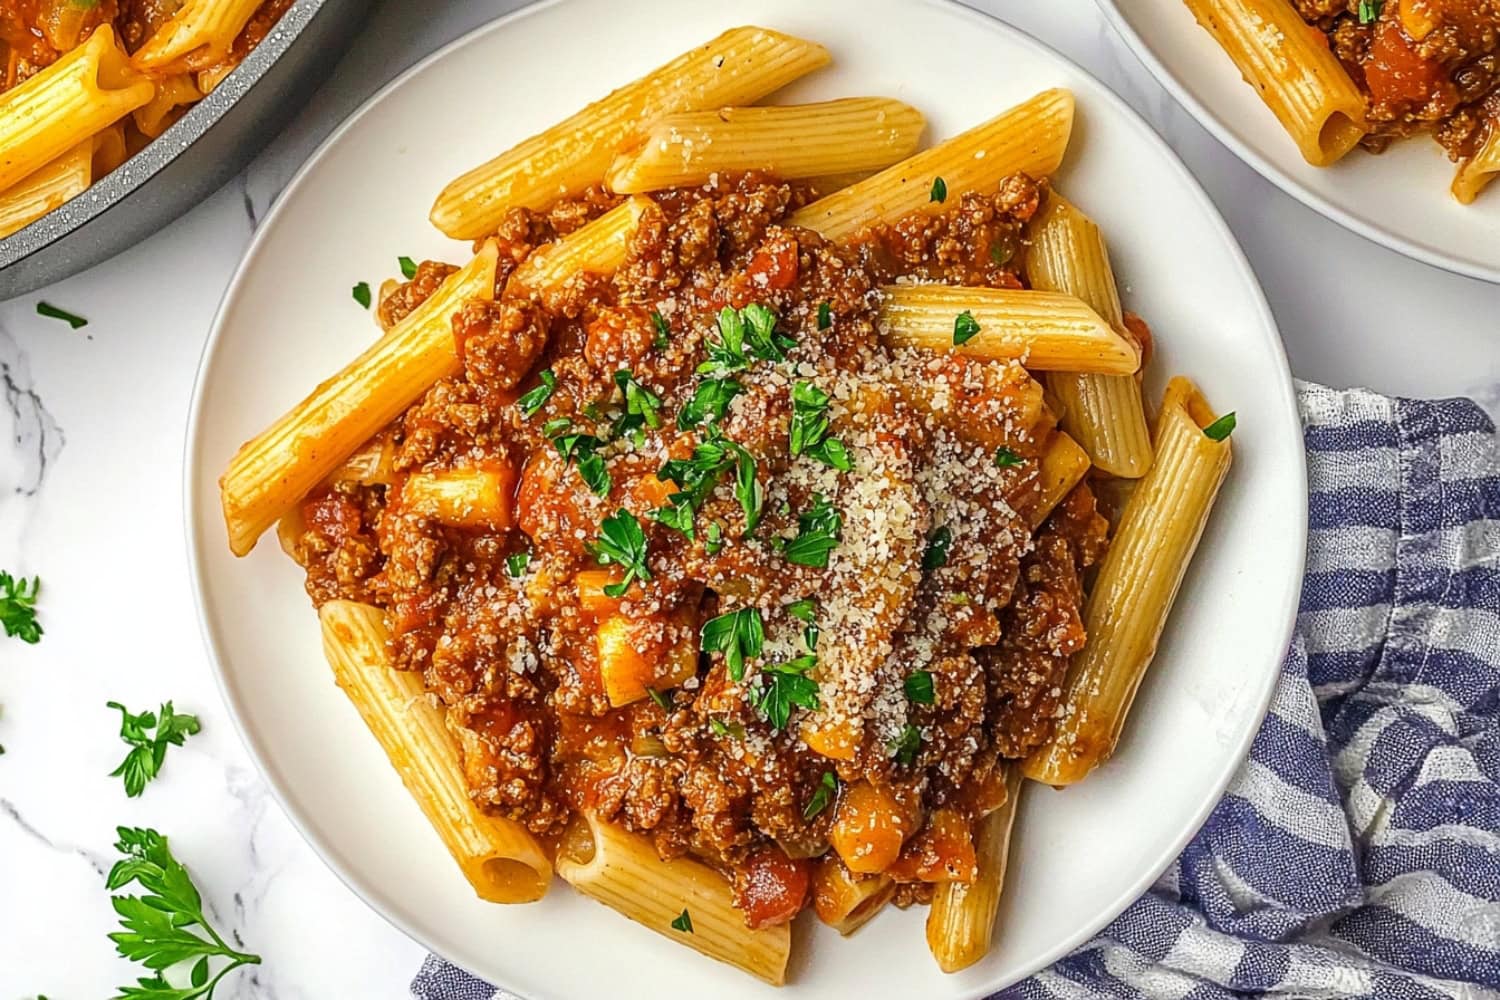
top-left (1093, 0), bottom-right (1500, 285)
top-left (183, 0), bottom-right (1308, 993)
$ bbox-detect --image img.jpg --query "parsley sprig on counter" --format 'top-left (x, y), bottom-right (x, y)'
top-left (0, 571), bottom-right (42, 644)
top-left (107, 701), bottom-right (201, 798)
top-left (107, 827), bottom-right (261, 999)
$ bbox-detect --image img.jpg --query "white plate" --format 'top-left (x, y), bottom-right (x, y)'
top-left (1097, 0), bottom-right (1500, 284)
top-left (185, 0), bottom-right (1307, 995)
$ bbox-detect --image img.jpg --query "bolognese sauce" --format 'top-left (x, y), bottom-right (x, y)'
top-left (288, 172), bottom-right (1110, 928)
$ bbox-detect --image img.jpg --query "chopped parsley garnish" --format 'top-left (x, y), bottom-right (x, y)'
top-left (703, 522), bottom-right (725, 555)
top-left (930, 176), bottom-right (948, 203)
top-left (994, 446), bottom-right (1024, 468)
top-left (107, 701), bottom-right (201, 798)
top-left (651, 310), bottom-right (671, 350)
top-left (671, 909), bottom-right (694, 933)
top-left (889, 723), bottom-right (922, 765)
top-left (107, 827), bottom-right (262, 999)
top-left (541, 416), bottom-right (572, 438)
top-left (650, 495), bottom-right (696, 540)
top-left (699, 303), bottom-right (794, 374)
top-left (1358, 0), bottom-right (1382, 22)
top-left (782, 495), bottom-right (842, 568)
top-left (786, 598), bottom-right (817, 623)
top-left (550, 428), bottom-right (611, 497)
top-left (802, 771), bottom-right (838, 820)
top-left (587, 509), bottom-right (651, 597)
top-left (788, 382), bottom-right (852, 471)
top-left (517, 369), bottom-right (557, 419)
top-left (953, 310), bottom-right (980, 346)
top-left (676, 377), bottom-right (743, 430)
top-left (398, 255), bottom-right (417, 279)
top-left (709, 717), bottom-right (745, 740)
top-left (36, 301), bottom-right (87, 328)
top-left (730, 442), bottom-right (763, 536)
top-left (904, 671), bottom-right (935, 705)
top-left (352, 282), bottom-right (372, 309)
top-left (646, 687), bottom-right (671, 711)
top-left (1203, 412), bottom-right (1237, 442)
top-left (0, 572), bottom-right (42, 644)
top-left (817, 301), bottom-right (832, 331)
top-left (740, 302), bottom-right (796, 361)
top-left (991, 235), bottom-right (1016, 266)
top-left (921, 525), bottom-right (953, 572)
top-left (613, 370), bottom-right (663, 435)
top-left (756, 654), bottom-right (819, 730)
top-left (659, 433), bottom-right (734, 508)
top-left (506, 552), bottom-right (530, 578)
top-left (700, 607), bottom-right (764, 682)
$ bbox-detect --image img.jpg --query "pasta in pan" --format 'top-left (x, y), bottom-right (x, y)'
top-left (219, 25), bottom-right (1235, 984)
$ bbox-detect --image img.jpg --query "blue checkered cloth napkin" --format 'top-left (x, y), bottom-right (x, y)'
top-left (411, 383), bottom-right (1500, 1000)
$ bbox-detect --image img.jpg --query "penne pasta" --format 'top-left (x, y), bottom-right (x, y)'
top-left (1024, 377), bottom-right (1233, 786)
top-left (220, 241), bottom-right (500, 556)
top-left (0, 141), bottom-right (92, 239)
top-left (1453, 122), bottom-right (1500, 204)
top-left (132, 0), bottom-right (263, 71)
top-left (829, 781), bottom-right (916, 874)
top-left (507, 196), bottom-right (650, 305)
top-left (1030, 432), bottom-right (1091, 529)
top-left (812, 858), bottom-right (894, 936)
top-left (556, 811), bottom-right (791, 985)
top-left (925, 766), bottom-right (1023, 973)
top-left (1027, 193), bottom-right (1153, 478)
top-left (430, 27), bottom-right (831, 240)
top-left (0, 26), bottom-right (154, 194)
top-left (1182, 0), bottom-right (1367, 166)
top-left (605, 98), bottom-right (925, 194)
top-left (594, 610), bottom-right (699, 707)
top-left (877, 285), bottom-right (1139, 375)
top-left (400, 464), bottom-right (517, 530)
top-left (133, 73), bottom-right (203, 138)
top-left (787, 88), bottom-right (1074, 239)
top-left (318, 600), bottom-right (552, 903)
top-left (91, 123), bottom-right (128, 176)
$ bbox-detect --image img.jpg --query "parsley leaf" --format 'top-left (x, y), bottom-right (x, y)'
top-left (817, 301), bottom-right (832, 330)
top-left (700, 607), bottom-right (764, 682)
top-left (789, 382), bottom-right (852, 471)
top-left (107, 702), bottom-right (201, 799)
top-left (994, 446), bottom-right (1024, 468)
top-left (785, 598), bottom-right (817, 623)
top-left (922, 525), bottom-right (953, 572)
top-left (953, 310), bottom-right (980, 346)
top-left (613, 370), bottom-right (663, 435)
top-left (587, 509), bottom-right (651, 597)
top-left (36, 301), bottom-right (87, 328)
top-left (802, 771), bottom-right (838, 820)
top-left (650, 495), bottom-right (697, 540)
top-left (741, 303), bottom-right (796, 361)
top-left (0, 572), bottom-right (42, 644)
top-left (990, 234), bottom-right (1017, 266)
top-left (398, 256), bottom-right (417, 279)
top-left (541, 416), bottom-right (573, 439)
top-left (782, 495), bottom-right (842, 568)
top-left (699, 304), bottom-right (793, 374)
top-left (651, 310), bottom-right (671, 350)
top-left (671, 909), bottom-right (694, 933)
top-left (1358, 0), bottom-right (1382, 22)
top-left (1203, 412), bottom-right (1236, 442)
top-left (506, 552), bottom-right (530, 577)
top-left (676, 377), bottom-right (743, 430)
top-left (517, 369), bottom-right (557, 419)
top-left (709, 717), bottom-right (745, 740)
top-left (659, 433), bottom-right (734, 508)
top-left (352, 282), bottom-right (371, 309)
top-left (700, 306), bottom-right (751, 374)
top-left (904, 671), bottom-right (935, 705)
top-left (646, 687), bottom-right (672, 711)
top-left (756, 654), bottom-right (819, 730)
top-left (930, 176), bottom-right (947, 203)
top-left (889, 723), bottom-right (922, 765)
top-left (106, 827), bottom-right (261, 998)
top-left (730, 442), bottom-right (763, 536)
top-left (703, 522), bottom-right (725, 555)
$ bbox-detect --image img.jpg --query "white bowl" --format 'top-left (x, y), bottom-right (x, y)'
top-left (185, 0), bottom-right (1307, 995)
top-left (1097, 0), bottom-right (1500, 284)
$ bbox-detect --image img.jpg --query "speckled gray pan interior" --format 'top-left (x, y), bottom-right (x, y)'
top-left (0, 0), bottom-right (372, 299)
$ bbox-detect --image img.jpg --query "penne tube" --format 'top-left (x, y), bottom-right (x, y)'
top-left (91, 123), bottom-right (128, 176)
top-left (605, 98), bottom-right (925, 193)
top-left (0, 26), bottom-right (154, 194)
top-left (877, 285), bottom-right (1139, 375)
top-left (507, 196), bottom-right (649, 304)
top-left (1029, 432), bottom-right (1090, 529)
top-left (430, 27), bottom-right (831, 240)
top-left (1028, 193), bottom-right (1153, 478)
top-left (595, 611), bottom-right (699, 707)
top-left (400, 465), bottom-right (517, 530)
top-left (1024, 377), bottom-right (1233, 786)
top-left (829, 781), bottom-right (916, 874)
top-left (132, 0), bottom-right (262, 71)
top-left (132, 73), bottom-right (203, 138)
top-left (787, 89), bottom-right (1074, 239)
top-left (0, 141), bottom-right (92, 239)
top-left (925, 766), bottom-right (1023, 973)
top-left (318, 600), bottom-right (552, 903)
top-left (220, 241), bottom-right (500, 556)
top-left (556, 811), bottom-right (791, 985)
top-left (1453, 123), bottom-right (1500, 204)
top-left (812, 857), bottom-right (895, 936)
top-left (1183, 0), bottom-right (1367, 166)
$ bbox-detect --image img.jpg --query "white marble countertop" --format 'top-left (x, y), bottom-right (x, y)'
top-left (2, 1), bottom-right (1497, 997)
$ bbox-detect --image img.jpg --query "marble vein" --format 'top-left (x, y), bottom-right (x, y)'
top-left (0, 326), bottom-right (65, 500)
